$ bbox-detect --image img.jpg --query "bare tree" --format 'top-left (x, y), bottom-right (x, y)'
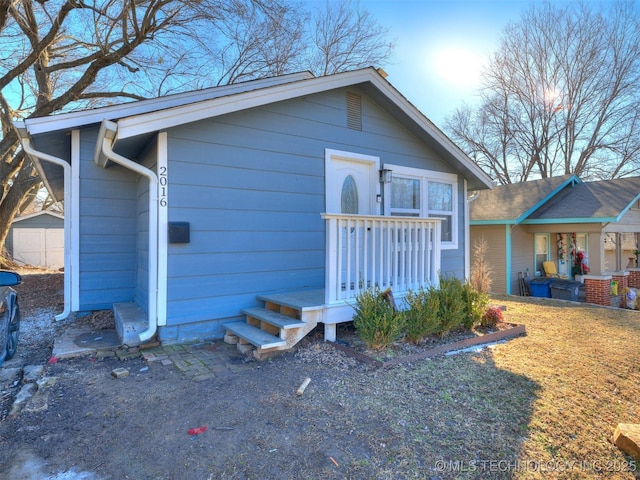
top-left (0, 0), bottom-right (394, 267)
top-left (196, 1), bottom-right (307, 86)
top-left (197, 0), bottom-right (395, 84)
top-left (446, 1), bottom-right (640, 184)
top-left (309, 0), bottom-right (394, 76)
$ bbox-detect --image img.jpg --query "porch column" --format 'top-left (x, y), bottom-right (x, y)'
top-left (584, 274), bottom-right (612, 307)
top-left (611, 271), bottom-right (629, 309)
top-left (628, 268), bottom-right (640, 289)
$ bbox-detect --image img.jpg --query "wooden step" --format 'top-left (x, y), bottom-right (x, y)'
top-left (256, 289), bottom-right (325, 311)
top-left (223, 321), bottom-right (286, 349)
top-left (241, 307), bottom-right (306, 330)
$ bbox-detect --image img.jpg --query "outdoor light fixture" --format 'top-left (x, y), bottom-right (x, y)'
top-left (379, 168), bottom-right (392, 184)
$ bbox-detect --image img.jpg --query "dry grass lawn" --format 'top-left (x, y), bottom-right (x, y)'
top-left (293, 295), bottom-right (640, 479)
top-left (492, 295), bottom-right (640, 479)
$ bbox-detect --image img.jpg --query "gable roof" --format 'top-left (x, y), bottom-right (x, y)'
top-left (11, 210), bottom-right (64, 223)
top-left (526, 176), bottom-right (640, 223)
top-left (22, 71), bottom-right (315, 136)
top-left (470, 174), bottom-right (579, 224)
top-left (470, 175), bottom-right (640, 225)
top-left (17, 67), bottom-right (494, 201)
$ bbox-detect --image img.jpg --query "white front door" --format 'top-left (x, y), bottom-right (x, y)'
top-left (325, 149), bottom-right (379, 215)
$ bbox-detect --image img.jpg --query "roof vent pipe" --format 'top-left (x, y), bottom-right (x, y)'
top-left (14, 122), bottom-right (72, 321)
top-left (95, 120), bottom-right (158, 344)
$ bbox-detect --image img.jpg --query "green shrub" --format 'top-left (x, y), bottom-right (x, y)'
top-left (461, 281), bottom-right (489, 329)
top-left (352, 287), bottom-right (405, 351)
top-left (437, 277), bottom-right (468, 335)
top-left (403, 287), bottom-right (443, 343)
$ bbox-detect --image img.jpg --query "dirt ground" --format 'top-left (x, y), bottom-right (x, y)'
top-left (0, 271), bottom-right (517, 480)
top-left (2, 272), bottom-right (635, 479)
top-left (2, 272), bottom-right (372, 480)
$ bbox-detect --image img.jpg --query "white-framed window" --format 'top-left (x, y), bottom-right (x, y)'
top-left (534, 233), bottom-right (550, 276)
top-left (385, 164), bottom-right (458, 248)
top-left (575, 233), bottom-right (588, 253)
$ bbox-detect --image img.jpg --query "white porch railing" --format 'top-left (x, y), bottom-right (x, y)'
top-left (322, 214), bottom-right (442, 304)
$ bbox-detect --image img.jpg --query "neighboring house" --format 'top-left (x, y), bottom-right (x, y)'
top-left (605, 232), bottom-right (639, 270)
top-left (470, 174), bottom-right (640, 295)
top-left (15, 68), bottom-right (493, 354)
top-left (6, 211), bottom-right (64, 270)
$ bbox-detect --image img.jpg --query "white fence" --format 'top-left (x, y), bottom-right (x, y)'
top-left (322, 214), bottom-right (442, 303)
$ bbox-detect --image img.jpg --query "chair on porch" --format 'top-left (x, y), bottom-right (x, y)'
top-left (542, 261), bottom-right (560, 278)
top-left (543, 261), bottom-right (568, 279)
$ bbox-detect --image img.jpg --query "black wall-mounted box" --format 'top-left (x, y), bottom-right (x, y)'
top-left (168, 222), bottom-right (190, 244)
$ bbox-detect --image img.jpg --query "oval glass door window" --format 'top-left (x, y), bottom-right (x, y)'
top-left (341, 175), bottom-right (359, 214)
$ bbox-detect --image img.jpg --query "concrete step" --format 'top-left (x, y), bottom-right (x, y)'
top-left (223, 321), bottom-right (286, 349)
top-left (113, 302), bottom-right (148, 347)
top-left (241, 307), bottom-right (306, 330)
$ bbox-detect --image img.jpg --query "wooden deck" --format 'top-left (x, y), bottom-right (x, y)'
top-left (256, 289), bottom-right (326, 312)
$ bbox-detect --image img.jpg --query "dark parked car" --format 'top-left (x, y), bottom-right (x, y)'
top-left (0, 270), bottom-right (21, 366)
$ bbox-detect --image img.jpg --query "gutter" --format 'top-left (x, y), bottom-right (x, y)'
top-left (14, 122), bottom-right (72, 321)
top-left (95, 120), bottom-right (158, 343)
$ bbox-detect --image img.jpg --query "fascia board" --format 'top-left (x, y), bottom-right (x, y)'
top-left (515, 174), bottom-right (581, 223)
top-left (23, 72), bottom-right (315, 136)
top-left (615, 193), bottom-right (640, 222)
top-left (114, 75), bottom-right (355, 140)
top-left (115, 68), bottom-right (494, 190)
top-left (115, 69), bottom-right (388, 139)
top-left (521, 217), bottom-right (615, 224)
top-left (470, 219), bottom-right (516, 225)
top-left (13, 121), bottom-right (60, 203)
top-left (12, 211), bottom-right (64, 222)
top-left (373, 82), bottom-right (495, 190)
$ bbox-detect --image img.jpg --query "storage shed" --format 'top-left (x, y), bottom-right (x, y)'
top-left (6, 211), bottom-right (64, 270)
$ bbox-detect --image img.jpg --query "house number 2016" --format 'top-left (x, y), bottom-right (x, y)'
top-left (159, 166), bottom-right (168, 207)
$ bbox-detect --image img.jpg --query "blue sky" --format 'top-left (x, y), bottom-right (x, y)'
top-left (345, 0), bottom-right (531, 126)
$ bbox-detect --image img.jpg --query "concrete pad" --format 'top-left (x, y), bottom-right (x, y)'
top-left (53, 328), bottom-right (121, 359)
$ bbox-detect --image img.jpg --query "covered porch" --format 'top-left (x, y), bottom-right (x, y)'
top-left (223, 214), bottom-right (443, 355)
top-left (322, 213), bottom-right (442, 304)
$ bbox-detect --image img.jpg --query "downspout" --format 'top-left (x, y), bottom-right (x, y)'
top-left (96, 120), bottom-right (158, 343)
top-left (14, 123), bottom-right (72, 321)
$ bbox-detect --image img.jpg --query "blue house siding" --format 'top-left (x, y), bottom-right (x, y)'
top-left (17, 69), bottom-right (495, 347)
top-left (157, 87), bottom-right (467, 341)
top-left (77, 128), bottom-right (139, 311)
top-left (440, 183), bottom-right (469, 280)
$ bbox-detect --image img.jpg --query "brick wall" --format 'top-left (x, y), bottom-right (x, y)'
top-left (628, 269), bottom-right (640, 289)
top-left (584, 276), bottom-right (612, 307)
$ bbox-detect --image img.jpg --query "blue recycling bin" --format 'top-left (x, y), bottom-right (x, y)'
top-left (528, 277), bottom-right (555, 298)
